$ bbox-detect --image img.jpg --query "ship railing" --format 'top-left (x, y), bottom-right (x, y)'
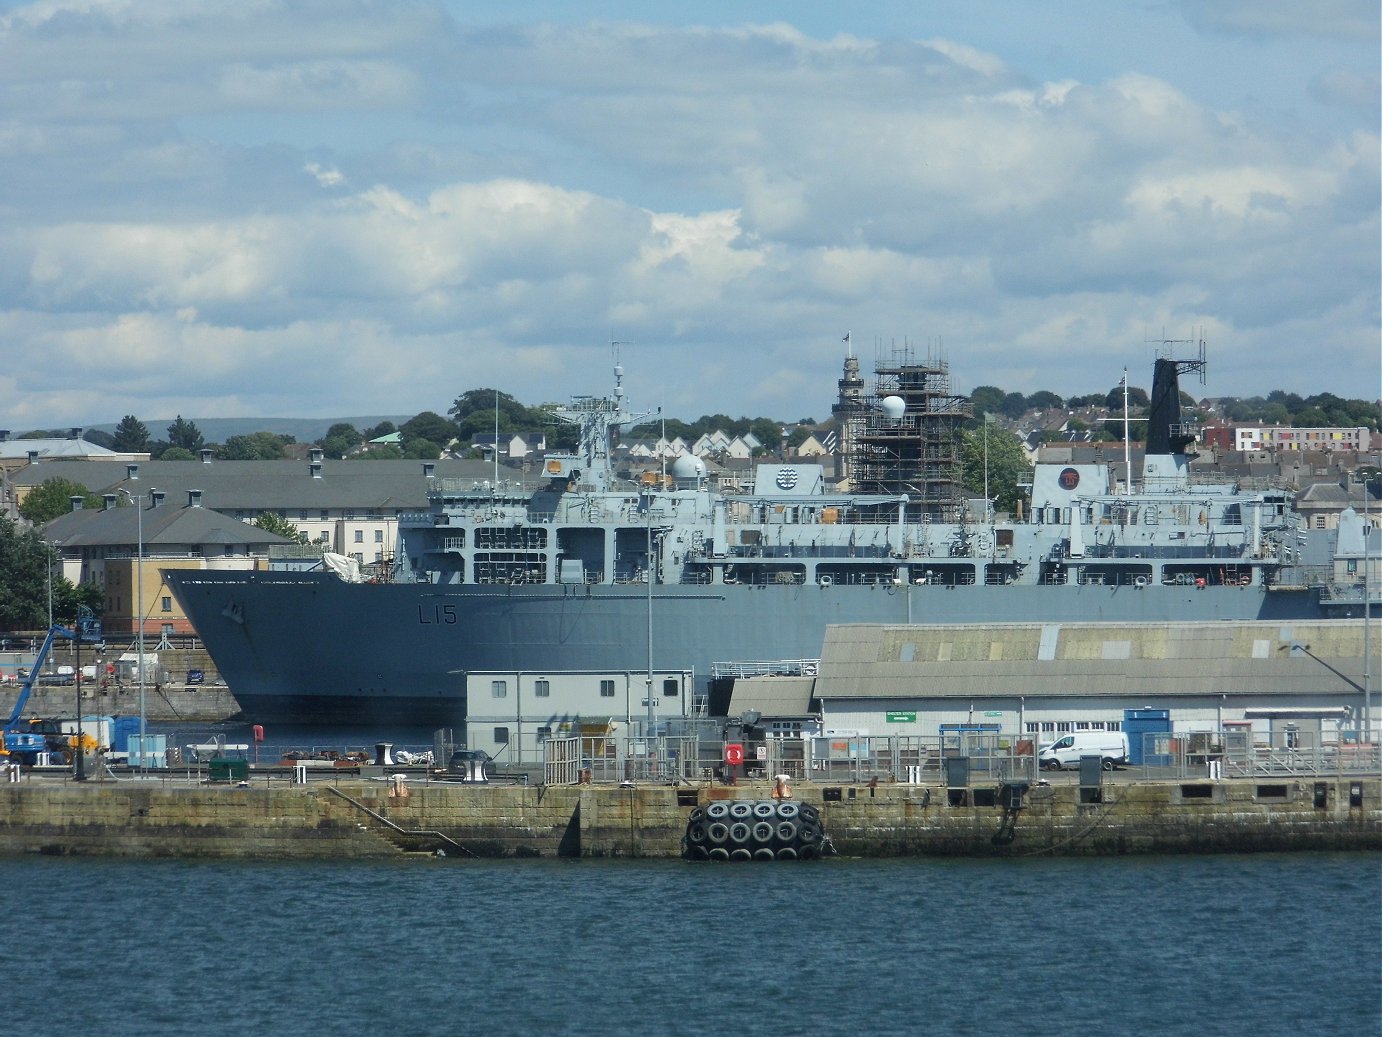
top-left (710, 659), bottom-right (820, 679)
top-left (1318, 581), bottom-right (1378, 605)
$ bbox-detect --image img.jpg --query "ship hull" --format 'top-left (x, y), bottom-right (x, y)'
top-left (167, 570), bottom-right (1326, 727)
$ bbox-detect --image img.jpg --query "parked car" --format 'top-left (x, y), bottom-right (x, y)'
top-left (186, 669), bottom-right (205, 685)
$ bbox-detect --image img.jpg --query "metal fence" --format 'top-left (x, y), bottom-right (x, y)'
top-left (1134, 730), bottom-right (1382, 780)
top-left (540, 731), bottom-right (1042, 785)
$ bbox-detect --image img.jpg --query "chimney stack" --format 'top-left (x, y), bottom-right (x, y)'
top-left (27, 450), bottom-right (38, 465)
top-left (187, 489), bottom-right (203, 508)
top-left (309, 447), bottom-right (324, 464)
top-left (69, 427), bottom-right (83, 441)
top-left (126, 463), bottom-right (140, 480)
top-left (151, 490), bottom-right (166, 508)
top-left (309, 462), bottom-right (322, 479)
top-left (69, 495), bottom-right (84, 511)
top-left (422, 461), bottom-right (436, 478)
top-left (200, 449), bottom-right (213, 464)
top-left (102, 494), bottom-right (117, 511)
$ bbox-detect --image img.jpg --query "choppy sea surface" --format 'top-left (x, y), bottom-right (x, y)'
top-left (3, 852), bottom-right (1376, 1036)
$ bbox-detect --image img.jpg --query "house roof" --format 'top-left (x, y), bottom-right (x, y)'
top-left (41, 499), bottom-right (291, 550)
top-left (0, 437), bottom-right (124, 461)
top-left (10, 457), bottom-right (540, 512)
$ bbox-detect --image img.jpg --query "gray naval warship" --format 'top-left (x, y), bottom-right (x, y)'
top-left (166, 350), bottom-right (1363, 727)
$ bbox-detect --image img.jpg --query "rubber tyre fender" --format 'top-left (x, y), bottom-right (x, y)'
top-left (799, 843), bottom-right (819, 860)
top-left (706, 801), bottom-right (731, 820)
top-left (729, 848), bottom-right (752, 862)
top-left (776, 802), bottom-right (800, 819)
top-left (776, 846), bottom-right (798, 860)
top-left (753, 848), bottom-right (776, 861)
top-left (752, 821), bottom-right (775, 844)
top-left (775, 820), bottom-right (798, 843)
top-left (686, 823), bottom-right (707, 845)
top-left (729, 822), bottom-right (752, 845)
top-left (687, 806), bottom-right (705, 824)
top-left (708, 847), bottom-right (730, 861)
top-left (706, 821), bottom-right (731, 845)
top-left (798, 823), bottom-right (820, 844)
top-left (798, 803), bottom-right (820, 824)
top-left (752, 801), bottom-right (776, 818)
top-left (729, 801), bottom-right (753, 819)
top-left (688, 845), bottom-right (709, 861)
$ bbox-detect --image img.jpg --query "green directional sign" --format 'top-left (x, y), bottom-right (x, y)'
top-left (983, 711), bottom-right (1003, 717)
top-left (886, 711), bottom-right (917, 723)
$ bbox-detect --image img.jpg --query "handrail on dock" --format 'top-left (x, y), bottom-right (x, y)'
top-left (323, 784), bottom-right (475, 857)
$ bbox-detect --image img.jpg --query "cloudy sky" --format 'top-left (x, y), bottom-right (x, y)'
top-left (2, 0), bottom-right (1377, 431)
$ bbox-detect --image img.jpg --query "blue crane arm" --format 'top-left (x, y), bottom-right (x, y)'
top-left (4, 625), bottom-right (76, 734)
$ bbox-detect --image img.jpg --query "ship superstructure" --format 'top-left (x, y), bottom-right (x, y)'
top-left (165, 349), bottom-right (1343, 728)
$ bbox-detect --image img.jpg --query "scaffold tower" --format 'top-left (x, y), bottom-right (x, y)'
top-left (848, 348), bottom-right (970, 520)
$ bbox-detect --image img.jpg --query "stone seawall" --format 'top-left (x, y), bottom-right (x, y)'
top-left (0, 777), bottom-right (1378, 860)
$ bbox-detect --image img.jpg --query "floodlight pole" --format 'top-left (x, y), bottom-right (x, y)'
top-left (119, 487), bottom-right (148, 773)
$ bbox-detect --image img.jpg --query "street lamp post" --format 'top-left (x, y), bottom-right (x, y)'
top-left (119, 488), bottom-right (148, 773)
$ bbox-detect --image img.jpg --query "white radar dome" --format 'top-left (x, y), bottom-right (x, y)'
top-left (880, 395), bottom-right (906, 420)
top-left (672, 455), bottom-right (707, 480)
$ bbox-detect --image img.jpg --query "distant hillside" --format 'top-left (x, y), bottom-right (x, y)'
top-left (88, 417), bottom-right (413, 444)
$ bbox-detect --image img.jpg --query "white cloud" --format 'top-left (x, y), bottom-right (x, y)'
top-left (0, 4), bottom-right (1375, 428)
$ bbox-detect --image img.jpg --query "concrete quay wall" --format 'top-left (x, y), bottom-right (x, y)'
top-left (0, 777), bottom-right (1378, 860)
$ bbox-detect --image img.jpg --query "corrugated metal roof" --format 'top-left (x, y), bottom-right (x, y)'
top-left (816, 620), bottom-right (1371, 700)
top-left (726, 676), bottom-right (816, 716)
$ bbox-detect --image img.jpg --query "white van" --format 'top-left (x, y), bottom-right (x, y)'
top-left (1039, 731), bottom-right (1130, 771)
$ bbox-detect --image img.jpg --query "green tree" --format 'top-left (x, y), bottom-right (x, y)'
top-left (319, 423), bottom-right (361, 459)
top-left (363, 420), bottom-right (396, 442)
top-left (18, 478), bottom-right (101, 524)
top-left (166, 416), bottom-right (205, 452)
top-left (958, 425), bottom-right (1032, 516)
top-left (158, 446), bottom-right (196, 461)
top-left (217, 432), bottom-right (291, 460)
top-left (401, 411), bottom-right (457, 449)
top-left (354, 444), bottom-right (404, 460)
top-left (252, 512), bottom-right (307, 544)
top-left (0, 519), bottom-right (52, 628)
top-left (113, 415), bottom-right (151, 452)
top-left (968, 386), bottom-right (1006, 418)
top-left (84, 428), bottom-right (116, 449)
top-left (403, 438), bottom-right (442, 460)
top-left (1027, 390), bottom-right (1064, 411)
top-left (748, 417), bottom-right (783, 454)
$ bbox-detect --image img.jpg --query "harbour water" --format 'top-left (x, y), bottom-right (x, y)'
top-left (5, 852), bottom-right (1376, 1034)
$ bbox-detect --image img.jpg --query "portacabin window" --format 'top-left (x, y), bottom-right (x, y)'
top-left (493, 727), bottom-right (509, 744)
top-left (491, 680), bottom-right (507, 699)
top-left (534, 679), bottom-right (550, 698)
top-left (662, 678), bottom-right (678, 697)
top-left (599, 679), bottom-right (615, 698)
